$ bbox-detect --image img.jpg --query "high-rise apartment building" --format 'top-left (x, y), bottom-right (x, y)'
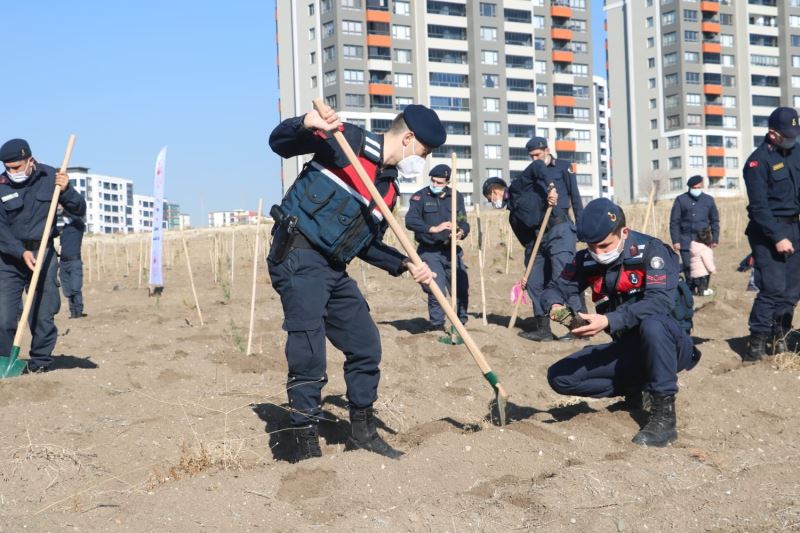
top-left (606, 0), bottom-right (800, 203)
top-left (67, 167), bottom-right (134, 234)
top-left (277, 0), bottom-right (601, 208)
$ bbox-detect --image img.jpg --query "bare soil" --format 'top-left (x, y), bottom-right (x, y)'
top-left (1, 199), bottom-right (798, 532)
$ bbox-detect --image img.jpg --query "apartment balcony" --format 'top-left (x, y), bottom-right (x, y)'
top-left (552, 50), bottom-right (574, 63)
top-left (551, 3), bottom-right (572, 19)
top-left (551, 27), bottom-right (573, 41)
top-left (366, 9), bottom-right (390, 22)
top-left (700, 1), bottom-right (720, 12)
top-left (368, 84), bottom-right (393, 96)
top-left (708, 167), bottom-right (725, 178)
top-left (705, 105), bottom-right (723, 115)
top-left (555, 140), bottom-right (576, 152)
top-left (702, 42), bottom-right (721, 53)
top-left (553, 95), bottom-right (576, 107)
top-left (701, 21), bottom-right (720, 34)
top-left (704, 84), bottom-right (723, 95)
top-left (706, 146), bottom-right (725, 157)
top-left (367, 34), bottom-right (391, 47)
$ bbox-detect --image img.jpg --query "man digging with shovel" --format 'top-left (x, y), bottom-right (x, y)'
top-left (0, 139), bottom-right (85, 374)
top-left (267, 103), bottom-right (440, 461)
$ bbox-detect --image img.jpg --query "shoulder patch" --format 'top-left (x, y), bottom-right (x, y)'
top-left (650, 256), bottom-right (665, 270)
top-left (411, 195), bottom-right (421, 201)
top-left (749, 160), bottom-right (759, 168)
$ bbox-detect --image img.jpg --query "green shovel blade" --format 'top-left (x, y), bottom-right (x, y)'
top-left (0, 346), bottom-right (27, 379)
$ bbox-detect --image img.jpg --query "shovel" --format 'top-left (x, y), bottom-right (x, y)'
top-left (0, 134), bottom-right (76, 378)
top-left (312, 100), bottom-right (508, 424)
top-left (439, 152), bottom-right (463, 346)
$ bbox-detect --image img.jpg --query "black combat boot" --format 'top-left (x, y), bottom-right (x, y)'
top-left (632, 394), bottom-right (677, 447)
top-left (518, 316), bottom-right (555, 342)
top-left (294, 425), bottom-right (322, 462)
top-left (772, 328), bottom-right (788, 355)
top-left (744, 332), bottom-right (768, 362)
top-left (622, 387), bottom-right (651, 411)
top-left (347, 407), bottom-right (403, 459)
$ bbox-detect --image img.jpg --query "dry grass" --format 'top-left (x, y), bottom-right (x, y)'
top-left (773, 352), bottom-right (800, 372)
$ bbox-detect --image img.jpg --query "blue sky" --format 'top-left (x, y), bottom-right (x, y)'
top-left (3, 1), bottom-right (605, 227)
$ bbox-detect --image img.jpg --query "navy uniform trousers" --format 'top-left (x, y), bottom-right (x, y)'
top-left (59, 258), bottom-right (84, 316)
top-left (747, 221), bottom-right (800, 334)
top-left (526, 221), bottom-right (581, 316)
top-left (268, 247), bottom-right (381, 427)
top-left (0, 247), bottom-right (60, 368)
top-left (419, 246), bottom-right (468, 326)
top-left (547, 315), bottom-right (697, 397)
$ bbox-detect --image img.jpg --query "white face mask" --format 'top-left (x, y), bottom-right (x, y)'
top-left (492, 200), bottom-right (505, 209)
top-left (6, 161), bottom-right (31, 184)
top-left (589, 237), bottom-right (625, 265)
top-left (689, 188), bottom-right (702, 198)
top-left (396, 139), bottom-right (426, 179)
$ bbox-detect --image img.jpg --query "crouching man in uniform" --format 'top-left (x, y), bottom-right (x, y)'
top-left (543, 199), bottom-right (700, 447)
top-left (267, 102), bottom-right (441, 461)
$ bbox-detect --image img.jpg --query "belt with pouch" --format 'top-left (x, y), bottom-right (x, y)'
top-left (60, 254), bottom-right (81, 262)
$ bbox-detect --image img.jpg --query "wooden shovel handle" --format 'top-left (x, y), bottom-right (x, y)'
top-left (508, 183), bottom-right (555, 329)
top-left (311, 99), bottom-right (507, 399)
top-left (13, 135), bottom-right (76, 347)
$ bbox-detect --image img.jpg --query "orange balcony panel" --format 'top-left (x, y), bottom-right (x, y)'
top-left (368, 83), bottom-right (393, 96)
top-left (551, 5), bottom-right (572, 18)
top-left (706, 146), bottom-right (725, 157)
top-left (708, 167), bottom-right (725, 178)
top-left (702, 42), bottom-right (721, 53)
top-left (366, 9), bottom-right (391, 23)
top-left (701, 22), bottom-right (720, 33)
top-left (705, 105), bottom-right (724, 115)
top-left (700, 1), bottom-right (720, 13)
top-left (555, 140), bottom-right (577, 153)
top-left (553, 95), bottom-right (576, 107)
top-left (551, 27), bottom-right (573, 41)
top-left (704, 84), bottom-right (723, 95)
top-left (552, 50), bottom-right (574, 63)
top-left (366, 34), bottom-right (391, 47)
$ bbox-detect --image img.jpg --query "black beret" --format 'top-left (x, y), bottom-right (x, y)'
top-left (576, 198), bottom-right (624, 244)
top-left (768, 107), bottom-right (800, 138)
top-left (482, 177), bottom-right (507, 197)
top-left (525, 136), bottom-right (548, 151)
top-left (429, 164), bottom-right (451, 179)
top-left (403, 105), bottom-right (447, 148)
top-left (687, 175), bottom-right (703, 188)
top-left (0, 139), bottom-right (32, 163)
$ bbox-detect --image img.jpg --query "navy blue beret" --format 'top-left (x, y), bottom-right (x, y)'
top-left (482, 177), bottom-right (507, 197)
top-left (0, 139), bottom-right (32, 163)
top-left (577, 198), bottom-right (625, 243)
top-left (687, 175), bottom-right (703, 188)
top-left (403, 105), bottom-right (447, 148)
top-left (768, 107), bottom-right (800, 138)
top-left (429, 164), bottom-right (451, 179)
top-left (525, 136), bottom-right (548, 151)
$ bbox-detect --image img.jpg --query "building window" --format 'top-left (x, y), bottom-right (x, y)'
top-left (689, 156), bottom-right (704, 168)
top-left (481, 50), bottom-right (499, 65)
top-left (343, 45), bottom-right (363, 59)
top-left (685, 93), bottom-right (701, 106)
top-left (480, 26), bottom-right (497, 41)
top-left (535, 61), bottom-right (547, 74)
top-left (483, 97), bottom-right (500, 112)
top-left (394, 73), bottom-right (413, 88)
top-left (480, 2), bottom-right (496, 17)
top-left (345, 93), bottom-right (365, 108)
top-left (394, 48), bottom-right (412, 63)
top-left (324, 70), bottom-right (337, 86)
top-left (668, 135), bottom-right (680, 149)
top-left (669, 156), bottom-right (682, 170)
top-left (393, 0), bottom-right (410, 15)
top-left (484, 145), bottom-right (502, 159)
top-left (343, 69), bottom-right (364, 84)
top-left (342, 20), bottom-right (362, 35)
top-left (685, 51), bottom-right (699, 63)
top-left (392, 24), bottom-right (411, 39)
top-left (309, 27), bottom-right (316, 40)
top-left (484, 121), bottom-right (501, 136)
top-left (687, 114), bottom-right (702, 127)
top-left (482, 74), bottom-right (499, 88)
top-left (688, 135), bottom-right (703, 147)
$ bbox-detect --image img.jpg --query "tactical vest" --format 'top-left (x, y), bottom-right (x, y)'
top-left (281, 130), bottom-right (398, 264)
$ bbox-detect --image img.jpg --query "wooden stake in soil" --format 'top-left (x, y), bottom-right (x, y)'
top-left (504, 222), bottom-right (512, 275)
top-left (642, 185), bottom-right (656, 235)
top-left (475, 202), bottom-right (488, 326)
top-left (246, 199), bottom-right (263, 355)
top-left (181, 228), bottom-right (204, 326)
top-left (137, 238), bottom-right (144, 288)
top-left (449, 152), bottom-right (461, 344)
top-left (230, 229), bottom-right (236, 291)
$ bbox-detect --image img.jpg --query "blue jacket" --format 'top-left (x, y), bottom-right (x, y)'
top-left (743, 137), bottom-right (800, 244)
top-left (58, 215), bottom-right (86, 258)
top-left (405, 185), bottom-right (470, 247)
top-left (269, 115), bottom-right (407, 274)
top-left (0, 163), bottom-right (86, 260)
top-left (669, 192), bottom-right (720, 248)
top-left (539, 157), bottom-right (583, 221)
top-left (542, 231), bottom-right (680, 336)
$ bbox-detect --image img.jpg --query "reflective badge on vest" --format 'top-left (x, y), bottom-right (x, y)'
top-left (773, 162), bottom-right (785, 171)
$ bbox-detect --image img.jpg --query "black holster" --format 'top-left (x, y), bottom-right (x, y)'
top-left (268, 205), bottom-right (299, 264)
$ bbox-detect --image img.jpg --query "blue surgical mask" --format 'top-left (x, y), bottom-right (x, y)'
top-left (689, 189), bottom-right (702, 198)
top-left (430, 185), bottom-right (444, 194)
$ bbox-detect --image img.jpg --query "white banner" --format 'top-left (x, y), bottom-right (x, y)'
top-left (149, 146), bottom-right (167, 287)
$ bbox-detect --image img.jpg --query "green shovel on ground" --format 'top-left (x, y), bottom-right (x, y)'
top-left (0, 135), bottom-right (76, 378)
